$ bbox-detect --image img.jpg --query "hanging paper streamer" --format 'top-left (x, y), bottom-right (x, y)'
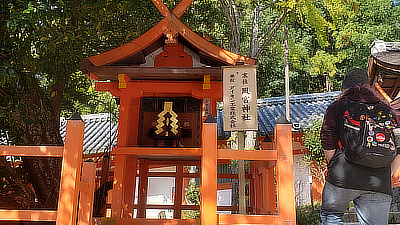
top-left (155, 101), bottom-right (179, 136)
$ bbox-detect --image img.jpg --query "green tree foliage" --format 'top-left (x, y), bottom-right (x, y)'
top-left (0, 0), bottom-right (164, 209)
top-left (183, 180), bottom-right (200, 219)
top-left (296, 203), bottom-right (322, 225)
top-left (181, 0), bottom-right (232, 50)
top-left (1, 0), bottom-right (400, 210)
top-left (216, 0), bottom-right (356, 97)
top-left (289, 0), bottom-right (400, 95)
top-left (252, 0), bottom-right (400, 97)
top-left (302, 118), bottom-right (327, 184)
top-left (309, 50), bottom-right (339, 92)
top-left (333, 0), bottom-right (400, 73)
top-left (0, 0), bottom-right (232, 209)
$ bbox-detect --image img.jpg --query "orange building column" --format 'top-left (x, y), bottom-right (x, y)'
top-left (56, 113), bottom-right (85, 225)
top-left (116, 76), bottom-right (132, 147)
top-left (112, 76), bottom-right (140, 217)
top-left (200, 115), bottom-right (217, 225)
top-left (275, 118), bottom-right (296, 225)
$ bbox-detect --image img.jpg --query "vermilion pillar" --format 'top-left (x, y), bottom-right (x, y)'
top-left (56, 114), bottom-right (85, 225)
top-left (275, 118), bottom-right (296, 225)
top-left (200, 115), bottom-right (217, 225)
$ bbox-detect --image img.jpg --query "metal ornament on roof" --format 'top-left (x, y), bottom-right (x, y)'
top-left (163, 28), bottom-right (178, 46)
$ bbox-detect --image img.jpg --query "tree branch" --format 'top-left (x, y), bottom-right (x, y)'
top-left (257, 10), bottom-right (287, 43)
top-left (219, 0), bottom-right (240, 53)
top-left (255, 9), bottom-right (288, 58)
top-left (260, 0), bottom-right (278, 10)
top-left (259, 5), bottom-right (268, 11)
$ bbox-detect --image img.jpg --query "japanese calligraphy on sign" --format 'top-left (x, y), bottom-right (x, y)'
top-left (222, 66), bottom-right (258, 131)
top-left (202, 97), bottom-right (210, 117)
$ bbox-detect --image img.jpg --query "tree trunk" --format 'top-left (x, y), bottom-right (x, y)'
top-left (220, 0), bottom-right (241, 54)
top-left (50, 81), bottom-right (66, 127)
top-left (249, 5), bottom-right (261, 58)
top-left (4, 76), bottom-right (64, 209)
top-left (325, 74), bottom-right (332, 92)
top-left (284, 24), bottom-right (290, 121)
top-left (23, 80), bottom-right (63, 209)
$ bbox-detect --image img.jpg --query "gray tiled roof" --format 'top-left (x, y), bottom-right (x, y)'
top-left (217, 91), bottom-right (340, 138)
top-left (59, 113), bottom-right (118, 155)
top-left (256, 91), bottom-right (340, 135)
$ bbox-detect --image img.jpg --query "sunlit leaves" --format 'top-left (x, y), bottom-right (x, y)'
top-left (308, 50), bottom-right (338, 91)
top-left (333, 0), bottom-right (400, 73)
top-left (302, 118), bottom-right (324, 163)
top-left (302, 118), bottom-right (327, 183)
top-left (309, 50), bottom-right (338, 77)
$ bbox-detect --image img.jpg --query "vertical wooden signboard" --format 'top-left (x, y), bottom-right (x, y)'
top-left (222, 66), bottom-right (258, 131)
top-left (223, 66), bottom-right (258, 214)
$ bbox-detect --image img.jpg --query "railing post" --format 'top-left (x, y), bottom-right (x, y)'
top-left (56, 113), bottom-right (85, 225)
top-left (111, 154), bottom-right (127, 217)
top-left (264, 163), bottom-right (276, 213)
top-left (275, 116), bottom-right (296, 225)
top-left (122, 157), bottom-right (137, 218)
top-left (201, 115), bottom-right (217, 225)
top-left (78, 160), bottom-right (96, 225)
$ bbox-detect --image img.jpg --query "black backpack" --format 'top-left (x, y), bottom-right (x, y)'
top-left (341, 99), bottom-right (398, 168)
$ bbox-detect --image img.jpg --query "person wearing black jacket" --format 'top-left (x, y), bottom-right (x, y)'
top-left (320, 68), bottom-right (400, 225)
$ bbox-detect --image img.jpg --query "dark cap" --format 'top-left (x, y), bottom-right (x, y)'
top-left (341, 68), bottom-right (370, 90)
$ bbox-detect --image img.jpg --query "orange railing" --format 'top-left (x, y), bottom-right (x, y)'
top-left (202, 121), bottom-right (296, 225)
top-left (109, 119), bottom-right (296, 225)
top-left (0, 118), bottom-right (95, 225)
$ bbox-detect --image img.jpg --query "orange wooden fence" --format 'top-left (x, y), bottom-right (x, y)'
top-left (0, 118), bottom-right (96, 225)
top-left (109, 118), bottom-right (296, 225)
top-left (202, 120), bottom-right (296, 225)
top-left (0, 116), bottom-right (296, 225)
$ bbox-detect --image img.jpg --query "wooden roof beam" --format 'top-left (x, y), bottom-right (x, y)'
top-left (375, 82), bottom-right (392, 104)
top-left (390, 77), bottom-right (400, 98)
top-left (152, 0), bottom-right (194, 18)
top-left (83, 0), bottom-right (255, 73)
top-left (169, 15), bottom-right (255, 65)
top-left (172, 0), bottom-right (194, 18)
top-left (85, 66), bottom-right (223, 81)
top-left (151, 0), bottom-right (170, 17)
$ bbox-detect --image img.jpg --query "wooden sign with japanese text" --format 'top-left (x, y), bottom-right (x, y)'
top-left (223, 66), bottom-right (258, 131)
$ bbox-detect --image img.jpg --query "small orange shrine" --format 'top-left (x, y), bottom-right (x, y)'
top-left (81, 0), bottom-right (296, 224)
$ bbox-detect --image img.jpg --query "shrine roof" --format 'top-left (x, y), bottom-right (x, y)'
top-left (368, 41), bottom-right (400, 102)
top-left (256, 91), bottom-right (340, 135)
top-left (60, 113), bottom-right (118, 155)
top-left (80, 1), bottom-right (255, 82)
